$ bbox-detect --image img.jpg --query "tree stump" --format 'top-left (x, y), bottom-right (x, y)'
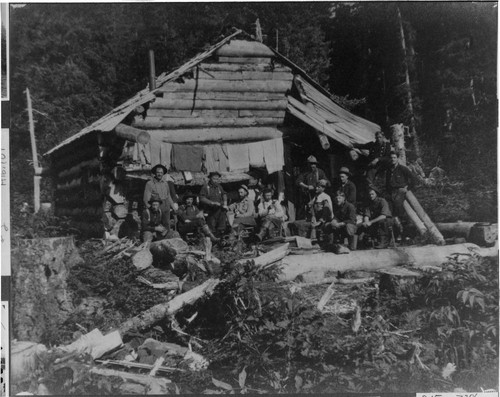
top-left (11, 236), bottom-right (83, 343)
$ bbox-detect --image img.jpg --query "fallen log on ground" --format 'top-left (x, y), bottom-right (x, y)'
top-left (237, 243), bottom-right (289, 267)
top-left (435, 222), bottom-right (477, 238)
top-left (118, 278), bottom-right (220, 335)
top-left (280, 243), bottom-right (498, 283)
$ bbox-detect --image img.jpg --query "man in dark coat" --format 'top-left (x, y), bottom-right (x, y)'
top-left (296, 155), bottom-right (330, 219)
top-left (386, 151), bottom-right (415, 235)
top-left (324, 191), bottom-right (358, 250)
top-left (141, 196), bottom-right (170, 242)
top-left (177, 193), bottom-right (219, 242)
top-left (355, 131), bottom-right (392, 185)
top-left (199, 171), bottom-right (228, 236)
top-left (357, 187), bottom-right (392, 249)
top-left (332, 167), bottom-right (357, 207)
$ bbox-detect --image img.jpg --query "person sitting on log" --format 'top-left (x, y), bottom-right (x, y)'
top-left (227, 185), bottom-right (256, 235)
top-left (255, 188), bottom-right (286, 241)
top-left (386, 151), bottom-right (415, 238)
top-left (351, 131), bottom-right (392, 186)
top-left (177, 193), bottom-right (220, 243)
top-left (141, 196), bottom-right (170, 243)
top-left (357, 187), bottom-right (392, 249)
top-left (324, 191), bottom-right (358, 251)
top-left (311, 198), bottom-right (333, 243)
top-left (143, 164), bottom-right (179, 229)
top-left (332, 167), bottom-right (357, 206)
top-left (199, 171), bottom-right (228, 237)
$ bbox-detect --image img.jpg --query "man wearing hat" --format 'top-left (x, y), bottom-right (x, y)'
top-left (325, 191), bottom-right (358, 250)
top-left (357, 186), bottom-right (392, 249)
top-left (333, 167), bottom-right (357, 206)
top-left (296, 155), bottom-right (330, 219)
top-left (143, 164), bottom-right (179, 222)
top-left (228, 185), bottom-right (256, 232)
top-left (255, 188), bottom-right (286, 241)
top-left (199, 171), bottom-right (228, 236)
top-left (141, 195), bottom-right (170, 242)
top-left (352, 131), bottom-right (392, 185)
top-left (177, 193), bottom-right (219, 242)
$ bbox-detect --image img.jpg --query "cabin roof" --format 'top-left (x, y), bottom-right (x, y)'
top-left (45, 29), bottom-right (379, 157)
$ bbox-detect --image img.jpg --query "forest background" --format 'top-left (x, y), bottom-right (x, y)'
top-left (7, 2), bottom-right (497, 207)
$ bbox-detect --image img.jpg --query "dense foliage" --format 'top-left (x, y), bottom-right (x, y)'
top-left (8, 3), bottom-right (497, 208)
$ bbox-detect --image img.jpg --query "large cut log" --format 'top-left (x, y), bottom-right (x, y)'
top-left (390, 123), bottom-right (406, 165)
top-left (403, 200), bottom-right (427, 235)
top-left (405, 191), bottom-right (445, 245)
top-left (215, 40), bottom-right (275, 58)
top-left (435, 222), bottom-right (477, 238)
top-left (147, 127), bottom-right (282, 143)
top-left (280, 243), bottom-right (497, 283)
top-left (134, 116), bottom-right (284, 129)
top-left (118, 278), bottom-right (221, 335)
top-left (218, 56), bottom-right (272, 64)
top-left (436, 222), bottom-right (498, 246)
top-left (149, 238), bottom-right (189, 266)
top-left (114, 123), bottom-right (151, 145)
top-left (238, 243), bottom-right (290, 267)
top-left (157, 79), bottom-right (292, 93)
top-left (150, 98), bottom-right (288, 110)
top-left (200, 62), bottom-right (291, 73)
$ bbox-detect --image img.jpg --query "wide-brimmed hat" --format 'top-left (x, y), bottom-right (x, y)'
top-left (148, 195), bottom-right (163, 205)
top-left (316, 179), bottom-right (328, 188)
top-left (339, 167), bottom-right (351, 177)
top-left (151, 164), bottom-right (168, 174)
top-left (208, 171), bottom-right (221, 178)
top-left (367, 185), bottom-right (380, 196)
top-left (183, 192), bottom-right (197, 202)
top-left (239, 185), bottom-right (249, 194)
top-left (307, 155), bottom-right (318, 164)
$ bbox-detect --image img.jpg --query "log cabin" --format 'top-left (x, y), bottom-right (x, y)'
top-left (44, 29), bottom-right (381, 238)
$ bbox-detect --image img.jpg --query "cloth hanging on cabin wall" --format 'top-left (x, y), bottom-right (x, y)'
top-left (204, 145), bottom-right (229, 172)
top-left (263, 138), bottom-right (285, 174)
top-left (159, 142), bottom-right (172, 170)
top-left (227, 144), bottom-right (250, 172)
top-left (248, 141), bottom-right (265, 167)
top-left (150, 139), bottom-right (162, 167)
top-left (172, 144), bottom-right (203, 172)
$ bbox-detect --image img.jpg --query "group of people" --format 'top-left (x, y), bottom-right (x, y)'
top-left (141, 165), bottom-right (286, 244)
top-left (140, 130), bottom-right (415, 251)
top-left (294, 143), bottom-right (415, 250)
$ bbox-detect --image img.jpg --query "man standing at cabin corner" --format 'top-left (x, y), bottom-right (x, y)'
top-left (199, 171), bottom-right (228, 237)
top-left (143, 164), bottom-right (179, 218)
top-left (296, 155), bottom-right (329, 218)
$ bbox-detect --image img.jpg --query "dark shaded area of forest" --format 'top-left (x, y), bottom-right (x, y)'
top-left (8, 2), bottom-right (497, 205)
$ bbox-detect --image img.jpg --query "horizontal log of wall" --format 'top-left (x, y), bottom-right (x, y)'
top-left (149, 98), bottom-right (288, 111)
top-left (147, 108), bottom-right (285, 119)
top-left (133, 116), bottom-right (284, 129)
top-left (156, 91), bottom-right (284, 101)
top-left (114, 123), bottom-right (150, 145)
top-left (157, 79), bottom-right (292, 93)
top-left (196, 69), bottom-right (293, 81)
top-left (147, 127), bottom-right (282, 143)
top-left (58, 158), bottom-right (100, 178)
top-left (218, 57), bottom-right (271, 64)
top-left (199, 62), bottom-right (290, 73)
top-left (215, 40), bottom-right (275, 58)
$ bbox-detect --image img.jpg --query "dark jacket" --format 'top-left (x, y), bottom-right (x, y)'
top-left (332, 201), bottom-right (357, 225)
top-left (199, 182), bottom-right (227, 207)
top-left (333, 180), bottom-right (357, 205)
top-left (386, 164), bottom-right (415, 191)
top-left (141, 208), bottom-right (169, 232)
top-left (364, 197), bottom-right (392, 219)
top-left (177, 204), bottom-right (203, 223)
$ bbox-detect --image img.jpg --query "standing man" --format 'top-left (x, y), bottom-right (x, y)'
top-left (325, 191), bottom-right (358, 250)
top-left (296, 155), bottom-right (330, 219)
top-left (199, 171), bottom-right (228, 236)
top-left (255, 188), bottom-right (286, 241)
top-left (333, 167), bottom-right (357, 206)
top-left (386, 151), bottom-right (415, 234)
top-left (357, 187), bottom-right (392, 249)
top-left (141, 196), bottom-right (170, 242)
top-left (143, 164), bottom-right (179, 223)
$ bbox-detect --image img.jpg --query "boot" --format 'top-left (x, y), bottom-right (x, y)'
top-left (349, 235), bottom-right (358, 251)
top-left (201, 224), bottom-right (220, 243)
top-left (375, 235), bottom-right (389, 249)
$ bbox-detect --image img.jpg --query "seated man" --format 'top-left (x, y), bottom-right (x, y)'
top-left (199, 171), bottom-right (228, 236)
top-left (357, 187), bottom-right (392, 249)
top-left (324, 191), bottom-right (357, 250)
top-left (256, 188), bottom-right (286, 241)
top-left (228, 185), bottom-right (256, 233)
top-left (141, 196), bottom-right (169, 243)
top-left (332, 167), bottom-right (357, 206)
top-left (177, 193), bottom-right (219, 242)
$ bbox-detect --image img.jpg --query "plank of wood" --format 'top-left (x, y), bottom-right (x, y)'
top-left (157, 79), bottom-right (292, 93)
top-left (200, 62), bottom-right (291, 73)
top-left (150, 98), bottom-right (288, 110)
top-left (89, 367), bottom-right (171, 387)
top-left (133, 116), bottom-right (284, 129)
top-left (147, 109), bottom-right (239, 118)
top-left (196, 69), bottom-right (293, 81)
top-left (157, 91), bottom-right (285, 101)
top-left (218, 56), bottom-right (272, 64)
